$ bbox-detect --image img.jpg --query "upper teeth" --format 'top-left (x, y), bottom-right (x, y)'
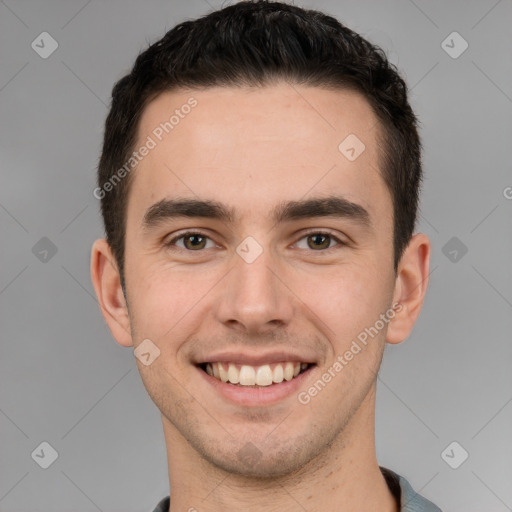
top-left (205, 362), bottom-right (308, 386)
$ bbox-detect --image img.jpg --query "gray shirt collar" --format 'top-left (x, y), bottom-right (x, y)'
top-left (151, 467), bottom-right (442, 511)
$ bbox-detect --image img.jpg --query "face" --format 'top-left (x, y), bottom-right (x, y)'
top-left (93, 83), bottom-right (426, 479)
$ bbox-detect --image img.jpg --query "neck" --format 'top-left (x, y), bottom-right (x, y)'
top-left (162, 387), bottom-right (398, 512)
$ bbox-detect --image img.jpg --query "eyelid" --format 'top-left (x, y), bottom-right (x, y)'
top-left (295, 228), bottom-right (346, 249)
top-left (165, 230), bottom-right (217, 249)
top-left (165, 228), bottom-right (347, 251)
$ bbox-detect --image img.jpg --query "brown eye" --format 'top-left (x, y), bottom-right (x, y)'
top-left (183, 234), bottom-right (207, 250)
top-left (295, 231), bottom-right (344, 251)
top-left (307, 234), bottom-right (331, 250)
top-left (166, 232), bottom-right (214, 251)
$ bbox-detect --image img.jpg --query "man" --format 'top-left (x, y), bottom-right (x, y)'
top-left (91, 1), bottom-right (440, 510)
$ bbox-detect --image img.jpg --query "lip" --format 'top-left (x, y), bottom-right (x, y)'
top-left (194, 350), bottom-right (316, 367)
top-left (196, 363), bottom-right (316, 407)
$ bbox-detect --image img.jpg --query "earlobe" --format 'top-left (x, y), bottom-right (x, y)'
top-left (90, 239), bottom-right (133, 347)
top-left (386, 233), bottom-right (431, 345)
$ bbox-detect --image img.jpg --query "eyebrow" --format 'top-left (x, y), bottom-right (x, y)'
top-left (142, 195), bottom-right (371, 230)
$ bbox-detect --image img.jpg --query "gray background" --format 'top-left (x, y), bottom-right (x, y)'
top-left (1, 0), bottom-right (511, 510)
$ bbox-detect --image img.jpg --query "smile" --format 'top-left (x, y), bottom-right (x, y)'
top-left (201, 361), bottom-right (311, 387)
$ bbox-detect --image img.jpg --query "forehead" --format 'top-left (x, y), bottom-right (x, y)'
top-left (129, 84), bottom-right (390, 226)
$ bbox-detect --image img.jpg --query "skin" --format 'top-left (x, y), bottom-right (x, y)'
top-left (91, 83), bottom-right (430, 512)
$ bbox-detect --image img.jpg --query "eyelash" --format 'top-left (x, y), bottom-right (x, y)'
top-left (165, 230), bottom-right (346, 252)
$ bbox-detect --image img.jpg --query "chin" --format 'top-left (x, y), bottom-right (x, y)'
top-left (203, 447), bottom-right (309, 480)
top-left (189, 425), bottom-right (332, 481)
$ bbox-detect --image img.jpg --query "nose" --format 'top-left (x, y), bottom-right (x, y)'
top-left (213, 243), bottom-right (294, 335)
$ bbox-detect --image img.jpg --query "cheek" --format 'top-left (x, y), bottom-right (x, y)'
top-left (294, 262), bottom-right (391, 348)
top-left (127, 261), bottom-right (218, 342)
top-left (126, 262), bottom-right (181, 339)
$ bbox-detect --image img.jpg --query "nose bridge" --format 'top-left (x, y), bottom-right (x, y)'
top-left (214, 238), bottom-right (293, 332)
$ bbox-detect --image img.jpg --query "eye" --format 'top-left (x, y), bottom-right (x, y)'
top-left (166, 231), bottom-right (216, 251)
top-left (165, 230), bottom-right (346, 252)
top-left (295, 231), bottom-right (344, 251)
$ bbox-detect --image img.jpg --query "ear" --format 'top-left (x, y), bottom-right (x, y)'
top-left (90, 238), bottom-right (133, 347)
top-left (386, 233), bottom-right (431, 344)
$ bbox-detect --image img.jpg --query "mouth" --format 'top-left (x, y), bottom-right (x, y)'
top-left (198, 361), bottom-right (315, 387)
